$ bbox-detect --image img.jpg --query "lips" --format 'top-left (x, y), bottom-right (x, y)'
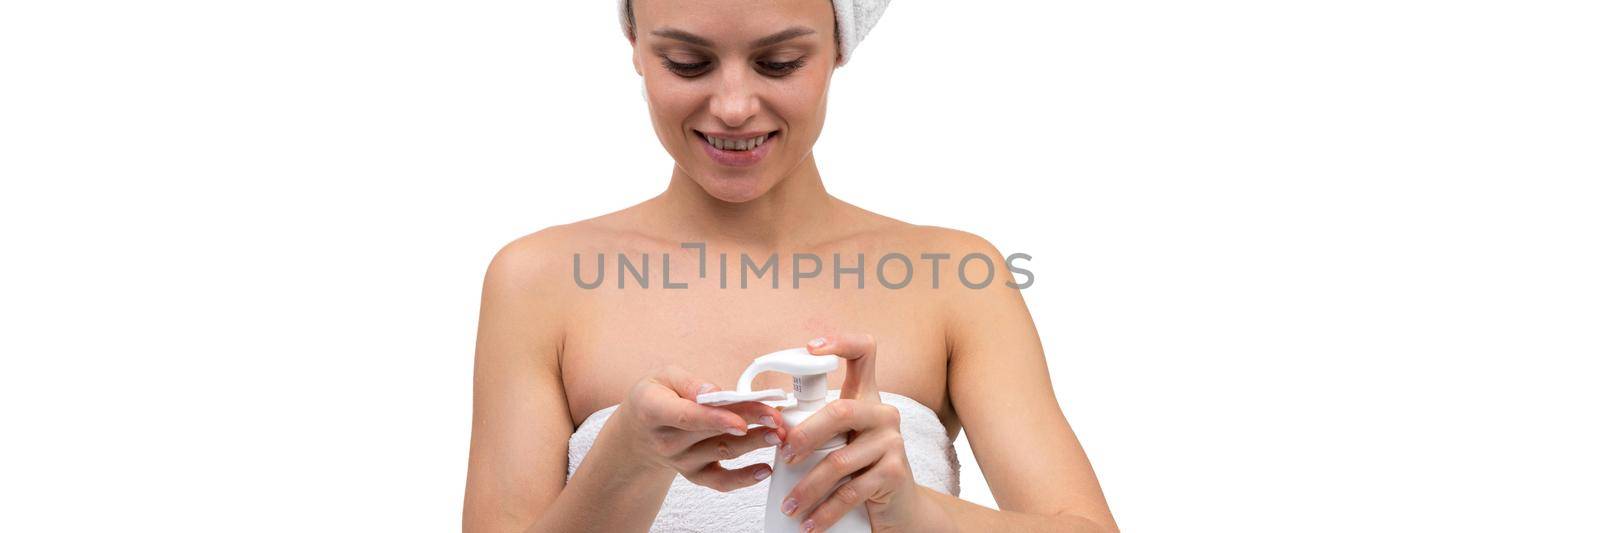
top-left (695, 129), bottom-right (780, 167)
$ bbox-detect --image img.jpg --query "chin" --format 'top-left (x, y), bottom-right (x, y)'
top-left (694, 172), bottom-right (774, 204)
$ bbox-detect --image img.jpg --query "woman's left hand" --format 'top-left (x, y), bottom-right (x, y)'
top-left (777, 334), bottom-right (942, 532)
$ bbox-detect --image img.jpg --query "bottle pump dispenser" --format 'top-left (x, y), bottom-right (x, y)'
top-left (697, 347), bottom-right (871, 532)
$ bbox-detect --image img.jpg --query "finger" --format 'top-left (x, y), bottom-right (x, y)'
top-left (782, 430), bottom-right (895, 519)
top-left (779, 399), bottom-right (900, 466)
top-left (685, 460), bottom-right (775, 492)
top-left (660, 408), bottom-right (782, 462)
top-left (683, 426), bottom-right (784, 465)
top-left (644, 366), bottom-right (752, 434)
top-left (655, 366), bottom-right (777, 435)
top-left (806, 333), bottom-right (880, 402)
top-left (641, 385), bottom-right (748, 435)
top-left (717, 400), bottom-right (787, 437)
top-left (801, 467), bottom-right (895, 532)
top-left (656, 364), bottom-right (723, 400)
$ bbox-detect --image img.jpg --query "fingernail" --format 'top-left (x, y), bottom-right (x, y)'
top-left (765, 432), bottom-right (781, 445)
top-left (726, 426), bottom-right (746, 436)
top-left (759, 415), bottom-right (776, 428)
top-left (777, 441), bottom-right (796, 464)
top-left (802, 518), bottom-right (815, 532)
top-left (698, 383), bottom-right (716, 394)
top-left (782, 498), bottom-right (798, 515)
top-left (754, 466), bottom-right (772, 481)
top-left (807, 337), bottom-right (826, 348)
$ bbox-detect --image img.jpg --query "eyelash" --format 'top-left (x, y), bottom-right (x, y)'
top-left (660, 58), bottom-right (807, 78)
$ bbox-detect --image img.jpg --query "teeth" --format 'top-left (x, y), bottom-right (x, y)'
top-left (706, 133), bottom-right (769, 151)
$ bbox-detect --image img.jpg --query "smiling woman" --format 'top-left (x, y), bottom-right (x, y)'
top-left (627, 0), bottom-right (840, 203)
top-left (461, 1), bottom-right (1119, 532)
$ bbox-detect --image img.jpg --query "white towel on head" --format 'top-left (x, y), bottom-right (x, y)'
top-left (829, 0), bottom-right (891, 65)
top-left (618, 0), bottom-right (892, 66)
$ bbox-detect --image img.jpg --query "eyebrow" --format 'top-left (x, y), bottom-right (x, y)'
top-left (650, 26), bottom-right (817, 48)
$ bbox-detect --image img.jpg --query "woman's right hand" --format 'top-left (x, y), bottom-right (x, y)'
top-left (611, 364), bottom-right (787, 491)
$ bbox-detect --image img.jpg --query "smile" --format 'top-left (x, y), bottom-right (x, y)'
top-left (695, 129), bottom-right (780, 167)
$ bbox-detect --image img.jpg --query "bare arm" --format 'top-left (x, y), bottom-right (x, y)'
top-left (462, 234), bottom-right (674, 533)
top-left (462, 232), bottom-right (784, 532)
top-left (932, 232), bottom-right (1119, 532)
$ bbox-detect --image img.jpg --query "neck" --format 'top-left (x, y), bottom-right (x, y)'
top-left (654, 153), bottom-right (839, 250)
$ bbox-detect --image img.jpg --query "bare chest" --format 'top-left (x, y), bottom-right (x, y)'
top-left (558, 284), bottom-right (952, 431)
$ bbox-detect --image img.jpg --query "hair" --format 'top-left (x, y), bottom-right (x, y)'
top-left (623, 0), bottom-right (637, 41)
top-left (622, 0), bottom-right (841, 54)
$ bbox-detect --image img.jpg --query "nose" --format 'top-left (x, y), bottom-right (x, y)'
top-left (708, 65), bottom-right (759, 128)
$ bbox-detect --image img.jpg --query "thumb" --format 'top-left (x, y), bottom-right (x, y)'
top-left (658, 364), bottom-right (721, 400)
top-left (806, 334), bottom-right (880, 403)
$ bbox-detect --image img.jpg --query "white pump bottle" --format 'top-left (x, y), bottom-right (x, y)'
top-left (697, 347), bottom-right (871, 533)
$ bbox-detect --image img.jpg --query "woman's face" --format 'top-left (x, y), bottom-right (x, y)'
top-left (630, 0), bottom-right (838, 203)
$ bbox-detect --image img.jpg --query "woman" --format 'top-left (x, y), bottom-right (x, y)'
top-left (463, 1), bottom-right (1117, 531)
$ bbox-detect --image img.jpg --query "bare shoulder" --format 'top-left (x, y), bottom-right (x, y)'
top-left (911, 225), bottom-right (1019, 287)
top-left (484, 223), bottom-right (586, 296)
top-left (828, 201), bottom-right (994, 248)
top-left (484, 205), bottom-right (663, 291)
top-left (831, 204), bottom-right (1030, 340)
top-left (898, 225), bottom-right (1005, 257)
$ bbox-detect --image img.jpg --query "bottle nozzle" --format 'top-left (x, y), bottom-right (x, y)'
top-left (696, 347), bottom-right (840, 407)
top-left (735, 347), bottom-right (838, 392)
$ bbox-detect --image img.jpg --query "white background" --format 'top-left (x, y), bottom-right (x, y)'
top-left (2, 1), bottom-right (1596, 531)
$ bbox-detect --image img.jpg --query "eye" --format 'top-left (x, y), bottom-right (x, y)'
top-left (661, 58), bottom-right (712, 77)
top-left (757, 58), bottom-right (807, 77)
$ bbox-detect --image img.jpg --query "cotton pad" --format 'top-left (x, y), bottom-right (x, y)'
top-left (696, 389), bottom-right (787, 406)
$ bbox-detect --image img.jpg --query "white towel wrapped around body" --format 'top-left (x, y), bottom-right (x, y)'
top-left (566, 389), bottom-right (959, 532)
